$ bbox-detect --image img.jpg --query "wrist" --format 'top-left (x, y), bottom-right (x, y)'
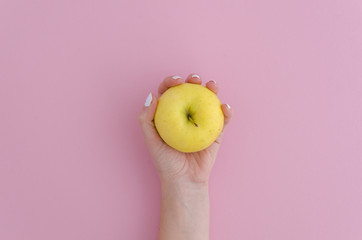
top-left (161, 179), bottom-right (209, 199)
top-left (161, 178), bottom-right (208, 190)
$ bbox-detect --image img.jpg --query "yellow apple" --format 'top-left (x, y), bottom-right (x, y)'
top-left (154, 83), bottom-right (224, 153)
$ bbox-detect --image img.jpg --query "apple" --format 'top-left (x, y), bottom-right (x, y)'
top-left (154, 83), bottom-right (224, 153)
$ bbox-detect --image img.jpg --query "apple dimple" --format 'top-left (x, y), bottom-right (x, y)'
top-left (185, 107), bottom-right (198, 127)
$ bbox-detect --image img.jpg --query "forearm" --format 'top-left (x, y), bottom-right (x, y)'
top-left (158, 181), bottom-right (209, 240)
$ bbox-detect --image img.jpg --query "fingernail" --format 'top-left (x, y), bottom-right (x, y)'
top-left (192, 74), bottom-right (200, 79)
top-left (172, 76), bottom-right (182, 80)
top-left (211, 80), bottom-right (217, 84)
top-left (144, 93), bottom-right (152, 107)
top-left (226, 104), bottom-right (231, 109)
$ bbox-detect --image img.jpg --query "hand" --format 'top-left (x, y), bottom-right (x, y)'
top-left (138, 74), bottom-right (233, 186)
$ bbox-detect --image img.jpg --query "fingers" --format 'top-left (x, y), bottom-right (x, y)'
top-left (214, 103), bottom-right (233, 141)
top-left (205, 80), bottom-right (219, 95)
top-left (208, 103), bottom-right (233, 152)
top-left (158, 76), bottom-right (184, 96)
top-left (138, 93), bottom-right (162, 146)
top-left (185, 73), bottom-right (202, 84)
top-left (221, 103), bottom-right (233, 128)
top-left (186, 74), bottom-right (219, 95)
top-left (159, 74), bottom-right (219, 97)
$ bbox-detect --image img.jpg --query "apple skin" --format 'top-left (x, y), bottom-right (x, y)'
top-left (154, 83), bottom-right (224, 153)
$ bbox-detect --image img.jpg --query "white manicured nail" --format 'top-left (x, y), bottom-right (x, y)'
top-left (192, 74), bottom-right (200, 79)
top-left (144, 93), bottom-right (152, 107)
top-left (226, 104), bottom-right (231, 109)
top-left (172, 76), bottom-right (182, 80)
top-left (211, 80), bottom-right (216, 84)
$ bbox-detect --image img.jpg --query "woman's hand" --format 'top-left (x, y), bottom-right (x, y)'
top-left (139, 74), bottom-right (233, 240)
top-left (138, 74), bottom-right (233, 186)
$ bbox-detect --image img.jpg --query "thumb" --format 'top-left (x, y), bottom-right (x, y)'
top-left (138, 93), bottom-right (163, 148)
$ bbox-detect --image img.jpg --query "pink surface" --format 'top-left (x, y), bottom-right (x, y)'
top-left (1, 0), bottom-right (361, 239)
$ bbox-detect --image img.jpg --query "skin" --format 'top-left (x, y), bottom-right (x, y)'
top-left (138, 73), bottom-right (233, 240)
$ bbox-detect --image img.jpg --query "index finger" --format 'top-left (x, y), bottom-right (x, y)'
top-left (158, 75), bottom-right (184, 97)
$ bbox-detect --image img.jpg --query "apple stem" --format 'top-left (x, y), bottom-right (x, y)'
top-left (188, 116), bottom-right (198, 127)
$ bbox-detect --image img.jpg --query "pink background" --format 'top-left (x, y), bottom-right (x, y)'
top-left (1, 0), bottom-right (361, 239)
